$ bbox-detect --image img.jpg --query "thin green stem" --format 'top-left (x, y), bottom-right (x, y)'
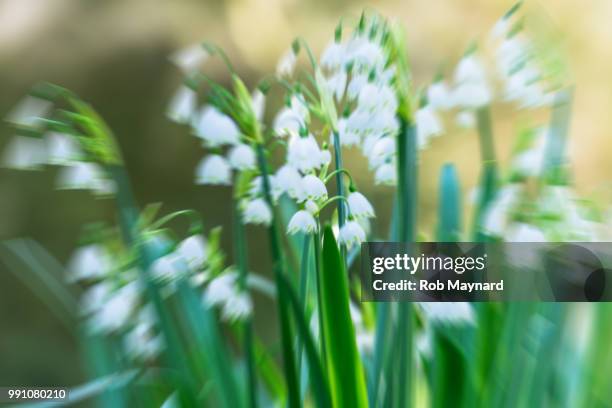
top-left (315, 195), bottom-right (350, 216)
top-left (233, 202), bottom-right (258, 408)
top-left (313, 224), bottom-right (327, 363)
top-left (255, 143), bottom-right (300, 408)
top-left (331, 130), bottom-right (348, 262)
top-left (323, 168), bottom-right (354, 186)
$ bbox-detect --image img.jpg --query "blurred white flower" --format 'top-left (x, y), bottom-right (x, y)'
top-left (243, 198), bottom-right (272, 226)
top-left (274, 165), bottom-right (302, 199)
top-left (170, 44), bottom-right (209, 73)
top-left (374, 163), bottom-right (397, 185)
top-left (304, 200), bottom-right (319, 214)
top-left (277, 48), bottom-right (297, 77)
top-left (177, 235), bottom-right (207, 270)
top-left (150, 253), bottom-right (183, 283)
top-left (90, 281), bottom-right (140, 333)
top-left (168, 86), bottom-right (196, 124)
top-left (369, 137), bottom-right (396, 169)
top-left (124, 323), bottom-right (164, 360)
top-left (194, 106), bottom-right (240, 147)
top-left (67, 244), bottom-right (113, 282)
top-left (204, 273), bottom-right (237, 307)
top-left (287, 210), bottom-right (317, 234)
top-left (287, 135), bottom-right (326, 173)
top-left (427, 81), bottom-right (454, 110)
top-left (299, 174), bottom-right (328, 202)
top-left (418, 302), bottom-right (475, 325)
top-left (452, 82), bottom-right (492, 109)
top-left (483, 184), bottom-right (522, 236)
top-left (415, 106), bottom-right (443, 148)
top-left (80, 282), bottom-right (112, 315)
top-left (57, 162), bottom-right (116, 195)
top-left (455, 55), bottom-right (487, 84)
top-left (336, 117), bottom-right (361, 147)
top-left (221, 292), bottom-right (253, 322)
top-left (6, 96), bottom-right (52, 127)
top-left (326, 70), bottom-right (347, 101)
top-left (506, 223), bottom-right (547, 242)
top-left (1, 135), bottom-right (47, 170)
top-left (46, 132), bottom-right (82, 165)
top-left (358, 83), bottom-right (398, 113)
top-left (347, 73), bottom-right (369, 100)
top-left (273, 94), bottom-right (309, 137)
top-left (321, 41), bottom-right (346, 70)
top-left (195, 155), bottom-right (231, 185)
top-left (338, 220), bottom-right (366, 248)
top-left (251, 89), bottom-right (266, 122)
top-left (456, 111), bottom-right (476, 128)
top-left (228, 144), bottom-right (256, 170)
top-left (347, 191), bottom-right (375, 219)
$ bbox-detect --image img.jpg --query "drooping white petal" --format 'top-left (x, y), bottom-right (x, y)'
top-left (150, 253), bottom-right (183, 282)
top-left (204, 273), bottom-right (238, 307)
top-left (168, 86), bottom-right (197, 124)
top-left (170, 44), bottom-right (209, 73)
top-left (452, 82), bottom-right (492, 109)
top-left (195, 155), bottom-right (232, 185)
top-left (427, 81), bottom-right (454, 111)
top-left (177, 234), bottom-right (208, 269)
top-left (338, 220), bottom-right (367, 248)
top-left (243, 198), bottom-right (273, 226)
top-left (194, 106), bottom-right (240, 147)
top-left (6, 96), bottom-right (52, 127)
top-left (276, 48), bottom-right (297, 77)
top-left (274, 165), bottom-right (302, 199)
top-left (348, 191), bottom-right (375, 219)
top-left (1, 135), bottom-right (47, 170)
top-left (374, 163), bottom-right (397, 186)
top-left (416, 106), bottom-right (443, 148)
top-left (287, 210), bottom-right (318, 234)
top-left (321, 41), bottom-right (346, 70)
top-left (46, 132), bottom-right (82, 165)
top-left (89, 281), bottom-right (141, 333)
top-left (221, 292), bottom-right (253, 322)
top-left (454, 55), bottom-right (487, 84)
top-left (67, 244), bottom-right (111, 282)
top-left (228, 144), bottom-right (256, 170)
top-left (287, 135), bottom-right (326, 173)
top-left (251, 89), bottom-right (266, 122)
top-left (57, 162), bottom-right (116, 195)
top-left (456, 111), bottom-right (476, 128)
top-left (369, 137), bottom-right (396, 169)
top-left (299, 174), bottom-right (328, 202)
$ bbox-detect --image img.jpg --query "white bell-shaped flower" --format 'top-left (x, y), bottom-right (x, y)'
top-left (195, 155), bottom-right (231, 185)
top-left (168, 86), bottom-right (196, 124)
top-left (1, 135), bottom-right (47, 170)
top-left (57, 162), bottom-right (116, 195)
top-left (46, 132), bottom-right (82, 165)
top-left (321, 41), bottom-right (346, 70)
top-left (276, 48), bottom-right (297, 77)
top-left (275, 165), bottom-right (302, 199)
top-left (150, 253), bottom-right (183, 283)
top-left (287, 210), bottom-right (318, 234)
top-left (243, 198), bottom-right (273, 226)
top-left (299, 174), bottom-right (328, 202)
top-left (338, 220), bottom-right (367, 248)
top-left (347, 191), bottom-right (375, 219)
top-left (287, 135), bottom-right (326, 173)
top-left (89, 281), bottom-right (140, 333)
top-left (416, 106), bottom-right (443, 148)
top-left (221, 291), bottom-right (253, 322)
top-left (427, 81), bottom-right (454, 111)
top-left (67, 244), bottom-right (112, 282)
top-left (228, 144), bottom-right (256, 171)
top-left (194, 106), bottom-right (240, 147)
top-left (170, 44), bottom-right (209, 73)
top-left (177, 234), bottom-right (207, 269)
top-left (374, 163), bottom-right (397, 186)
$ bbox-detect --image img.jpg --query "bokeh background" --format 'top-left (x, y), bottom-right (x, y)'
top-left (1, 0), bottom-right (610, 387)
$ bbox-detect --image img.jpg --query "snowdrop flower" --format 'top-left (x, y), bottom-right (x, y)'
top-left (321, 41), bottom-right (346, 70)
top-left (80, 282), bottom-right (112, 315)
top-left (490, 17), bottom-right (511, 42)
top-left (496, 36), bottom-right (530, 75)
top-left (6, 96), bottom-right (52, 127)
top-left (358, 83), bottom-right (398, 113)
top-left (338, 220), bottom-right (367, 248)
top-left (336, 117), bottom-right (361, 147)
top-left (194, 106), bottom-right (240, 147)
top-left (456, 111), bottom-right (476, 128)
top-left (374, 163), bottom-right (397, 185)
top-left (67, 244), bottom-right (112, 282)
top-left (273, 94), bottom-right (309, 137)
top-left (348, 191), bottom-right (375, 219)
top-left (177, 234), bottom-right (207, 269)
top-left (304, 200), bottom-right (319, 214)
top-left (90, 282), bottom-right (140, 333)
top-left (454, 55), bottom-right (487, 84)
top-left (418, 302), bottom-right (475, 325)
top-left (124, 323), bottom-right (164, 360)
top-left (150, 253), bottom-right (183, 283)
top-left (369, 137), bottom-right (396, 169)
top-left (415, 106), bottom-right (443, 148)
top-left (243, 198), bottom-right (273, 226)
top-left (228, 144), bottom-right (256, 170)
top-left (299, 175), bottom-right (328, 202)
top-left (347, 73), bottom-right (369, 100)
top-left (168, 86), bottom-right (196, 124)
top-left (204, 273), bottom-right (238, 307)
top-left (506, 223), bottom-right (547, 242)
top-left (195, 155), bottom-right (231, 185)
top-left (483, 184), bottom-right (522, 236)
top-left (348, 38), bottom-right (385, 71)
top-left (1, 135), bottom-right (47, 170)
top-left (57, 162), bottom-right (116, 194)
top-left (511, 142), bottom-right (546, 177)
top-left (287, 210), bottom-right (318, 234)
top-left (427, 81), bottom-right (454, 111)
top-left (452, 82), bottom-right (492, 109)
top-left (251, 89), bottom-right (266, 122)
top-left (46, 132), bottom-right (82, 165)
top-left (277, 48), bottom-right (297, 77)
top-left (274, 165), bottom-right (302, 198)
top-left (287, 135), bottom-right (326, 173)
top-left (170, 44), bottom-right (209, 73)
top-left (326, 70), bottom-right (347, 101)
top-left (221, 292), bottom-right (253, 322)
